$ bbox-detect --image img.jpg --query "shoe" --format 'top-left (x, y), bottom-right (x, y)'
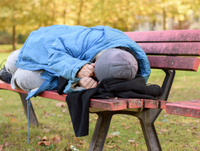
top-left (0, 66), bottom-right (12, 83)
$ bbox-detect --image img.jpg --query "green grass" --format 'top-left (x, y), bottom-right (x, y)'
top-left (0, 44), bottom-right (23, 53)
top-left (1, 52), bottom-right (200, 150)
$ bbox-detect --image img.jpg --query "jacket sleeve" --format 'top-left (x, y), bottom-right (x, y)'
top-left (47, 36), bottom-right (90, 92)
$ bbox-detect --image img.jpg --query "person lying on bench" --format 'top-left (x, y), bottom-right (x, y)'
top-left (0, 25), bottom-right (151, 100)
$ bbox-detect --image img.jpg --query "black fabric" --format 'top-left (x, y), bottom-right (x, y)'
top-left (57, 76), bottom-right (69, 95)
top-left (66, 76), bottom-right (163, 137)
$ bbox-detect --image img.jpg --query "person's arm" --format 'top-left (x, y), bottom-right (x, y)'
top-left (78, 77), bottom-right (98, 89)
top-left (48, 38), bottom-right (89, 81)
top-left (48, 37), bottom-right (98, 92)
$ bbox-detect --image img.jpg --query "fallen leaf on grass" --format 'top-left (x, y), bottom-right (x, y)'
top-left (4, 142), bottom-right (10, 147)
top-left (42, 136), bottom-right (48, 141)
top-left (116, 140), bottom-right (122, 143)
top-left (9, 118), bottom-right (17, 122)
top-left (56, 102), bottom-right (67, 107)
top-left (121, 123), bottom-right (126, 126)
top-left (0, 145), bottom-right (3, 151)
top-left (106, 135), bottom-right (114, 139)
top-left (62, 109), bottom-right (67, 113)
top-left (79, 140), bottom-right (83, 144)
top-left (57, 115), bottom-right (63, 117)
top-left (191, 126), bottom-right (198, 129)
top-left (74, 137), bottom-right (79, 142)
top-left (134, 121), bottom-right (140, 124)
top-left (107, 144), bottom-right (116, 148)
top-left (0, 142), bottom-right (10, 151)
top-left (128, 139), bottom-right (135, 144)
top-left (135, 131), bottom-right (140, 134)
top-left (112, 126), bottom-right (117, 130)
top-left (123, 126), bottom-right (130, 130)
top-left (5, 113), bottom-right (15, 117)
top-left (38, 135), bottom-right (62, 146)
top-left (106, 134), bottom-right (120, 139)
top-left (50, 135), bottom-right (61, 145)
top-left (156, 121), bottom-right (164, 125)
top-left (38, 141), bottom-right (51, 146)
top-left (132, 142), bottom-right (138, 147)
top-left (43, 111), bottom-right (49, 118)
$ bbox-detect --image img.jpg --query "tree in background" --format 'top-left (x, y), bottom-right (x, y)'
top-left (0, 0), bottom-right (34, 50)
top-left (0, 0), bottom-right (199, 50)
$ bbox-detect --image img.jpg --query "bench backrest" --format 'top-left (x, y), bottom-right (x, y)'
top-left (125, 29), bottom-right (200, 71)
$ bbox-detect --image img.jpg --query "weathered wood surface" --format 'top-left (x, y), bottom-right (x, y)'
top-left (166, 100), bottom-right (200, 118)
top-left (39, 90), bottom-right (66, 102)
top-left (127, 99), bottom-right (143, 108)
top-left (0, 82), bottom-right (167, 111)
top-left (160, 101), bottom-right (170, 109)
top-left (125, 29), bottom-right (200, 42)
top-left (138, 42), bottom-right (200, 56)
top-left (90, 99), bottom-right (127, 111)
top-left (148, 56), bottom-right (200, 71)
top-left (144, 99), bottom-right (159, 108)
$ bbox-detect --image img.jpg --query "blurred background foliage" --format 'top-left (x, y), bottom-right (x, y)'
top-left (0, 0), bottom-right (200, 50)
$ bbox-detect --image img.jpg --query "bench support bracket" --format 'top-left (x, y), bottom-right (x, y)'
top-left (19, 93), bottom-right (39, 127)
top-left (89, 111), bottom-right (113, 151)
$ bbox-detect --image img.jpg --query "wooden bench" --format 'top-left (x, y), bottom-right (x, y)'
top-left (1, 29), bottom-right (200, 151)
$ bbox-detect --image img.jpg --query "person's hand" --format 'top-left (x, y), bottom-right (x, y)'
top-left (77, 63), bottom-right (95, 78)
top-left (78, 77), bottom-right (98, 89)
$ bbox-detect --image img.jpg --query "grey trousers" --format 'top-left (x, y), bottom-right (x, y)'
top-left (5, 49), bottom-right (45, 91)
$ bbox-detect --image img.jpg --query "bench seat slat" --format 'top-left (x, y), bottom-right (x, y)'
top-left (126, 99), bottom-right (169, 109)
top-left (125, 29), bottom-right (200, 42)
top-left (39, 90), bottom-right (66, 102)
top-left (138, 42), bottom-right (200, 56)
top-left (148, 56), bottom-right (200, 71)
top-left (144, 99), bottom-right (159, 108)
top-left (166, 100), bottom-right (200, 118)
top-left (0, 82), bottom-right (168, 111)
top-left (0, 82), bottom-right (128, 111)
top-left (126, 99), bottom-right (143, 108)
top-left (90, 99), bottom-right (127, 111)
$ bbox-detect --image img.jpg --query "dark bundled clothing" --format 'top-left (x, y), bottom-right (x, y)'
top-left (65, 76), bottom-right (163, 137)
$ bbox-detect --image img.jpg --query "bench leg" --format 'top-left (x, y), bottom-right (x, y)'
top-left (136, 108), bottom-right (162, 151)
top-left (19, 93), bottom-right (39, 127)
top-left (89, 111), bottom-right (113, 151)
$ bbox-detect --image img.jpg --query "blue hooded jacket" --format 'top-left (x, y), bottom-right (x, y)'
top-left (15, 25), bottom-right (151, 99)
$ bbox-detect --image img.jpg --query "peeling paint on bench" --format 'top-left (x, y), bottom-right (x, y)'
top-left (166, 100), bottom-right (200, 118)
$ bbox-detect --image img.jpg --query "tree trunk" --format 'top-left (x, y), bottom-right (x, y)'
top-left (179, 20), bottom-right (182, 29)
top-left (101, 0), bottom-right (104, 25)
top-left (162, 8), bottom-right (166, 30)
top-left (12, 25), bottom-right (17, 50)
top-left (77, 0), bottom-right (84, 25)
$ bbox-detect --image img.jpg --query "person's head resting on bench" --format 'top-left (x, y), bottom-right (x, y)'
top-left (94, 48), bottom-right (138, 81)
